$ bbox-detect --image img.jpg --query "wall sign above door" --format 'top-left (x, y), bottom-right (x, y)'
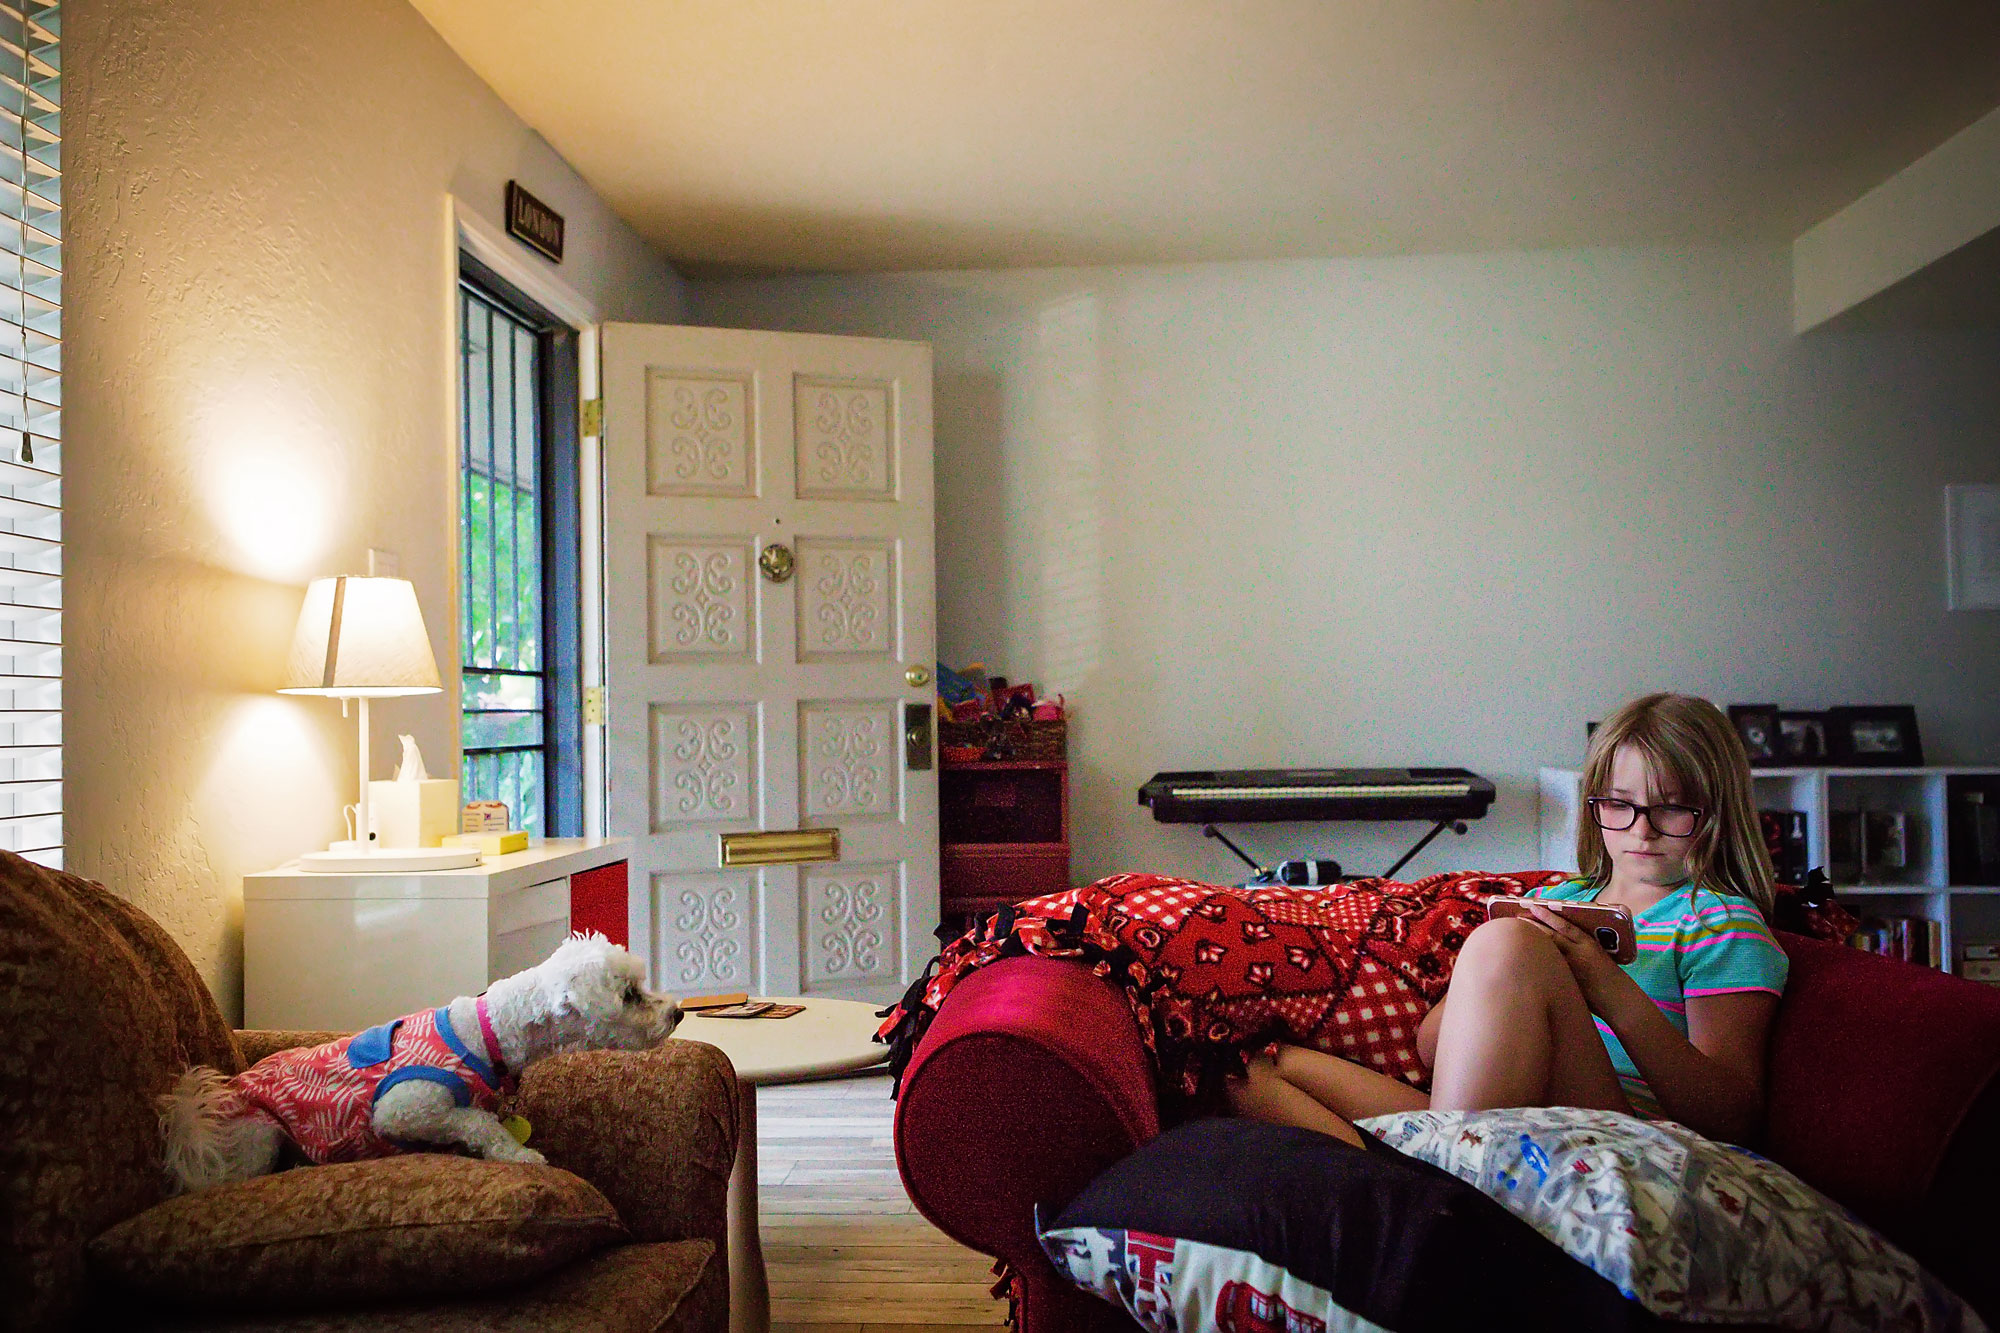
top-left (506, 181), bottom-right (565, 263)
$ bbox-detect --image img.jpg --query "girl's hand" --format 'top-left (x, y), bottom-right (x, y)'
top-left (1521, 902), bottom-right (1637, 1016)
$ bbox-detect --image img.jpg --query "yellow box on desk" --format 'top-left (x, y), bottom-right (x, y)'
top-left (368, 779), bottom-right (459, 848)
top-left (442, 830), bottom-right (529, 856)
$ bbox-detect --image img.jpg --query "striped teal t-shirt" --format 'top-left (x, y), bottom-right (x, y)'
top-left (1533, 878), bottom-right (1788, 1117)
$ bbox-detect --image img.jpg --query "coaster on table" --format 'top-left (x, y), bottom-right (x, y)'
top-left (680, 992), bottom-right (750, 1011)
top-left (697, 1002), bottom-right (774, 1018)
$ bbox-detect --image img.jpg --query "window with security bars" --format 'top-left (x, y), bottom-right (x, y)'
top-left (457, 253), bottom-right (582, 838)
top-left (0, 4), bottom-right (59, 869)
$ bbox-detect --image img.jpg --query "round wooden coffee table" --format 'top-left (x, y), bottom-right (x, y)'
top-left (671, 997), bottom-right (888, 1333)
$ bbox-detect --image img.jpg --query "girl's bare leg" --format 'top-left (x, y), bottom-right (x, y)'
top-left (1428, 918), bottom-right (1629, 1113)
top-left (1225, 1053), bottom-right (1367, 1148)
top-left (1268, 1044), bottom-right (1430, 1119)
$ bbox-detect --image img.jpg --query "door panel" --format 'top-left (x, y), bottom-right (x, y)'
top-left (802, 861), bottom-right (902, 993)
top-left (799, 699), bottom-right (900, 823)
top-left (795, 537), bottom-right (897, 660)
top-left (604, 323), bottom-right (936, 1004)
top-left (654, 868), bottom-right (760, 991)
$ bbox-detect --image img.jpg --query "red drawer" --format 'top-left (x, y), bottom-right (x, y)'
top-left (941, 844), bottom-right (1070, 913)
top-left (569, 860), bottom-right (629, 948)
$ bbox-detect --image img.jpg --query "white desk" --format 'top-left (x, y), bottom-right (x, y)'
top-left (673, 998), bottom-right (888, 1333)
top-left (243, 838), bottom-right (630, 1030)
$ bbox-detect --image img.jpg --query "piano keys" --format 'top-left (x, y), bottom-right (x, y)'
top-left (1137, 767), bottom-right (1495, 825)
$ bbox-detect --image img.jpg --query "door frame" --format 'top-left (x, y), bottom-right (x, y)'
top-left (444, 196), bottom-right (609, 836)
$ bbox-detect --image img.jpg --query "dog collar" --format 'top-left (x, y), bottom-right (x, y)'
top-left (475, 996), bottom-right (509, 1077)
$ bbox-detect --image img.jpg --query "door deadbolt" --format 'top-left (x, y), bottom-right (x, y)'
top-left (904, 702), bottom-right (933, 771)
top-left (758, 543), bottom-right (796, 583)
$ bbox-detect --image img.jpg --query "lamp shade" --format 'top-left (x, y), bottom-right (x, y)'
top-left (279, 576), bottom-right (442, 697)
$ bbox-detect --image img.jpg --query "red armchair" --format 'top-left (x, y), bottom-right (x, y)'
top-left (893, 935), bottom-right (2000, 1332)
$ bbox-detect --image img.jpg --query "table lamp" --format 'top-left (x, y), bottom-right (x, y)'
top-left (279, 575), bottom-right (480, 872)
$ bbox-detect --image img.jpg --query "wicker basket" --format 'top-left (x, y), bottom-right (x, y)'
top-left (939, 717), bottom-right (1066, 761)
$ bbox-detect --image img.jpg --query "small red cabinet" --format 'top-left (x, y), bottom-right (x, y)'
top-left (940, 759), bottom-right (1069, 922)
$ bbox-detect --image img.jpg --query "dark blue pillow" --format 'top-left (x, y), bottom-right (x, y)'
top-left (1037, 1117), bottom-right (1659, 1333)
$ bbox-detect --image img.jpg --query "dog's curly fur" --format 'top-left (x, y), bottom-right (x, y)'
top-left (160, 933), bottom-right (681, 1193)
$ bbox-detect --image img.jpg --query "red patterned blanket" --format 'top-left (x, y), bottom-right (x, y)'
top-left (877, 869), bottom-right (1568, 1107)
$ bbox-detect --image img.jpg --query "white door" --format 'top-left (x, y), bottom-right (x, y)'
top-left (602, 324), bottom-right (937, 1004)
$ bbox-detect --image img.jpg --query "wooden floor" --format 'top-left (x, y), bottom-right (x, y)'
top-left (761, 1069), bottom-right (1009, 1333)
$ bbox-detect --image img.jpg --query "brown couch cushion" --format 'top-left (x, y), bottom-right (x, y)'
top-left (90, 1155), bottom-right (630, 1312)
top-left (126, 1239), bottom-right (717, 1333)
top-left (0, 850), bottom-right (243, 1332)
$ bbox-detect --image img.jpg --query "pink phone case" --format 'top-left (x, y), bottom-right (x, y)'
top-left (1484, 896), bottom-right (1638, 964)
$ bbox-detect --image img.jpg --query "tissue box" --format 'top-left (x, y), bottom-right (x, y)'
top-left (368, 779), bottom-right (460, 849)
top-left (462, 800), bottom-right (511, 833)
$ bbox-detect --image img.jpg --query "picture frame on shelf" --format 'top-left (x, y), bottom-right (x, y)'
top-left (1776, 710), bottom-right (1829, 764)
top-left (1945, 483), bottom-right (2000, 611)
top-left (1863, 811), bottom-right (1910, 874)
top-left (1827, 706), bottom-right (1924, 767)
top-left (1727, 704), bottom-right (1782, 767)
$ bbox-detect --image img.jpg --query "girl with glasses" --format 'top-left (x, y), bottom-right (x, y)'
top-left (1230, 692), bottom-right (1787, 1146)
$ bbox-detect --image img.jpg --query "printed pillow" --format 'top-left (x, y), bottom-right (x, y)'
top-left (1358, 1106), bottom-right (1980, 1332)
top-left (1037, 1117), bottom-right (1654, 1333)
top-left (88, 1155), bottom-right (628, 1312)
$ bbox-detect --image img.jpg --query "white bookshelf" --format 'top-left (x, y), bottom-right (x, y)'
top-left (1538, 766), bottom-right (2000, 975)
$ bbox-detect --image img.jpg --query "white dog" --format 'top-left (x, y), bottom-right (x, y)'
top-left (161, 933), bottom-right (681, 1193)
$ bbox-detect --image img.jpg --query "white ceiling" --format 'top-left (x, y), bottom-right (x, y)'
top-left (410, 1), bottom-right (2000, 275)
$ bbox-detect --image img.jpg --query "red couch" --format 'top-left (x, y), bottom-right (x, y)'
top-left (893, 932), bottom-right (2000, 1332)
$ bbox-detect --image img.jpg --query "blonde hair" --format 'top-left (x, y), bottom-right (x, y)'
top-left (1575, 692), bottom-right (1775, 918)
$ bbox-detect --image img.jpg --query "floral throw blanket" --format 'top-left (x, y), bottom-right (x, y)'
top-left (876, 870), bottom-right (1569, 1105)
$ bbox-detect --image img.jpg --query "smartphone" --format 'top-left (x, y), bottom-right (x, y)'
top-left (1485, 896), bottom-right (1637, 965)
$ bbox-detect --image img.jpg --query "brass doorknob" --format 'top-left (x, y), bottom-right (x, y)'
top-left (905, 664), bottom-right (932, 688)
top-left (758, 543), bottom-right (795, 583)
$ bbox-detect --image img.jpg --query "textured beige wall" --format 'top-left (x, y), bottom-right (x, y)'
top-left (66, 0), bottom-right (686, 1018)
top-left (689, 248), bottom-right (2000, 886)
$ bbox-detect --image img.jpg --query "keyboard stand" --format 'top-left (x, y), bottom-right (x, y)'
top-left (1380, 816), bottom-right (1470, 880)
top-left (1202, 816), bottom-right (1469, 882)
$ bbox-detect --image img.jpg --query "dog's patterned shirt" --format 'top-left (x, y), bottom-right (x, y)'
top-left (231, 1005), bottom-right (512, 1162)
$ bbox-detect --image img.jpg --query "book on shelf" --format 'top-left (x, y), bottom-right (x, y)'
top-left (1962, 942), bottom-right (2000, 987)
top-left (1758, 809), bottom-right (1809, 885)
top-left (1829, 810), bottom-right (1861, 881)
top-left (1846, 913), bottom-right (1941, 968)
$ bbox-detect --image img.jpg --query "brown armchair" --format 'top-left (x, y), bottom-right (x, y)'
top-left (0, 853), bottom-right (739, 1333)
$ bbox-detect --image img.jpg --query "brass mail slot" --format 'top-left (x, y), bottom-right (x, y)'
top-left (718, 828), bottom-right (841, 867)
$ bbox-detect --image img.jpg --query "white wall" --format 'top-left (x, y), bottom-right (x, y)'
top-left (66, 0), bottom-right (687, 1016)
top-left (690, 247), bottom-right (2000, 887)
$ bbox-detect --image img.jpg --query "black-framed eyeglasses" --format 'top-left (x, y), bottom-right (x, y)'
top-left (1587, 797), bottom-right (1703, 838)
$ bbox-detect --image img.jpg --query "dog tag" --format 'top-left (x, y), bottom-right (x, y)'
top-left (502, 1115), bottom-right (532, 1145)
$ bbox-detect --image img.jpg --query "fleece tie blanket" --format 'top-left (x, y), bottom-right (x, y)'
top-left (876, 870), bottom-right (1570, 1107)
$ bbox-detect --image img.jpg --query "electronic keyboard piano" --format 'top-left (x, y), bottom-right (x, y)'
top-left (1137, 767), bottom-right (1495, 825)
top-left (1139, 766), bottom-right (1496, 879)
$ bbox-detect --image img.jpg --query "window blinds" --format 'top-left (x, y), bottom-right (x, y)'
top-left (0, 3), bottom-right (59, 868)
